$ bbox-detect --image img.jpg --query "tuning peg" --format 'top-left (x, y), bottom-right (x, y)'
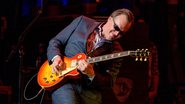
top-left (140, 57), bottom-right (143, 61)
top-left (135, 57), bottom-right (138, 61)
top-left (144, 58), bottom-right (147, 61)
top-left (145, 49), bottom-right (150, 56)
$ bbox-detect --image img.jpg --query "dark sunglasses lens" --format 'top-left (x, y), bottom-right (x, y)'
top-left (114, 24), bottom-right (120, 31)
top-left (114, 24), bottom-right (124, 35)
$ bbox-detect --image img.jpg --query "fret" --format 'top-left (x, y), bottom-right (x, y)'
top-left (88, 59), bottom-right (93, 63)
top-left (94, 57), bottom-right (100, 62)
top-left (113, 53), bottom-right (118, 57)
top-left (101, 56), bottom-right (106, 60)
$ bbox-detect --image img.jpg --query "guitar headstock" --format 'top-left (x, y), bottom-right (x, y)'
top-left (134, 49), bottom-right (150, 61)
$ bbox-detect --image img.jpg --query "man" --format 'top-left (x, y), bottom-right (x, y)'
top-left (47, 8), bottom-right (134, 104)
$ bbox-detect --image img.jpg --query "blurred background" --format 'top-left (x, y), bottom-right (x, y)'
top-left (0, 0), bottom-right (185, 104)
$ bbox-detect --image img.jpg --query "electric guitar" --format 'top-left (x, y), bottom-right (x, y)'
top-left (37, 49), bottom-right (150, 90)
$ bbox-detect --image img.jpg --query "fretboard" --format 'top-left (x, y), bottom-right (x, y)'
top-left (87, 51), bottom-right (136, 63)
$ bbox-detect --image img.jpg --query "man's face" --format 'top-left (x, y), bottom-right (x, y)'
top-left (102, 14), bottom-right (131, 41)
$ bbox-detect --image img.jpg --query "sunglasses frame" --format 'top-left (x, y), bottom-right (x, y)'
top-left (112, 17), bottom-right (124, 35)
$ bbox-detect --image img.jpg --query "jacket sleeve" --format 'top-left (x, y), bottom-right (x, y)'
top-left (47, 16), bottom-right (83, 63)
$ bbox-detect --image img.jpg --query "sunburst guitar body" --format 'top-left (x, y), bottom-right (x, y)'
top-left (37, 53), bottom-right (86, 90)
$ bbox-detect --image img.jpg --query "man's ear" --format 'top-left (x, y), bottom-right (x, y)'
top-left (127, 22), bottom-right (132, 29)
top-left (108, 16), bottom-right (112, 21)
top-left (125, 22), bottom-right (133, 32)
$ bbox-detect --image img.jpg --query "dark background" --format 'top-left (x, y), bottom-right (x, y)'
top-left (0, 0), bottom-right (185, 104)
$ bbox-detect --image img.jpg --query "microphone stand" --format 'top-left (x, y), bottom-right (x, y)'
top-left (5, 9), bottom-right (43, 104)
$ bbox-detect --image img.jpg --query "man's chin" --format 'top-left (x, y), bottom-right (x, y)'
top-left (107, 37), bottom-right (115, 41)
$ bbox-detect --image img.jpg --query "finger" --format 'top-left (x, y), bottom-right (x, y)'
top-left (56, 65), bottom-right (61, 72)
top-left (78, 60), bottom-right (82, 64)
top-left (52, 64), bottom-right (60, 74)
top-left (52, 66), bottom-right (57, 74)
top-left (52, 66), bottom-right (58, 74)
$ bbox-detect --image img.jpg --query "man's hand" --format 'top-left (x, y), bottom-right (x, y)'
top-left (52, 56), bottom-right (66, 74)
top-left (77, 60), bottom-right (95, 78)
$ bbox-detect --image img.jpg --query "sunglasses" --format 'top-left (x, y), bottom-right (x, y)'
top-left (112, 18), bottom-right (124, 35)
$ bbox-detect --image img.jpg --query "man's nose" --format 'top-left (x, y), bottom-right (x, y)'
top-left (113, 31), bottom-right (119, 36)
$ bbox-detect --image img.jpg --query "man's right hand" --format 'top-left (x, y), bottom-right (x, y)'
top-left (52, 56), bottom-right (66, 74)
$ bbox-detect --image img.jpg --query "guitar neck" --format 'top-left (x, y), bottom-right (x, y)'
top-left (87, 51), bottom-right (136, 63)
